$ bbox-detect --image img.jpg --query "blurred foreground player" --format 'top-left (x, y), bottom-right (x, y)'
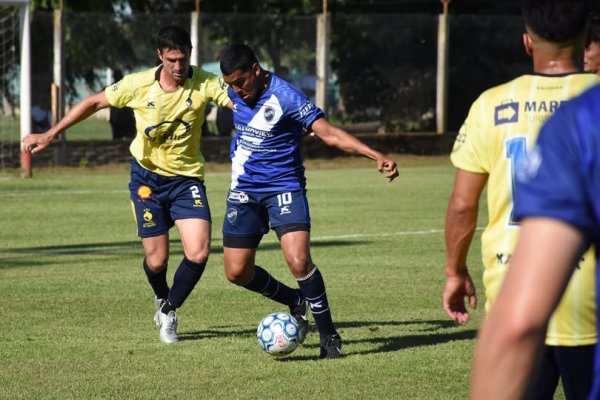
top-left (444, 0), bottom-right (598, 398)
top-left (471, 84), bottom-right (600, 400)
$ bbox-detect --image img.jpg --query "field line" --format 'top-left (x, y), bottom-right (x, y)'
top-left (219, 227), bottom-right (484, 243)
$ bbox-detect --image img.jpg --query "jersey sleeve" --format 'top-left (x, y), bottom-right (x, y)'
top-left (283, 87), bottom-right (324, 130)
top-left (450, 95), bottom-right (491, 173)
top-left (206, 75), bottom-right (230, 108)
top-left (104, 74), bottom-right (135, 108)
top-left (514, 104), bottom-right (594, 234)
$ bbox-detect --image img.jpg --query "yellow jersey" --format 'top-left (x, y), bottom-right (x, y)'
top-left (105, 65), bottom-right (230, 179)
top-left (451, 73), bottom-right (600, 346)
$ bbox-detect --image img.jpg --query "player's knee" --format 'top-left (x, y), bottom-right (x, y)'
top-left (225, 264), bottom-right (252, 285)
top-left (287, 256), bottom-right (312, 277)
top-left (184, 249), bottom-right (209, 265)
top-left (145, 255), bottom-right (168, 273)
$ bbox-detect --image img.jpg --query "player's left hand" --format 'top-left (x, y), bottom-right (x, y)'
top-left (377, 158), bottom-right (398, 182)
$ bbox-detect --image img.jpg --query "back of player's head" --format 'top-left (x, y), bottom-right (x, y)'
top-left (157, 25), bottom-right (192, 54)
top-left (522, 0), bottom-right (589, 42)
top-left (220, 44), bottom-right (259, 75)
top-left (587, 11), bottom-right (600, 46)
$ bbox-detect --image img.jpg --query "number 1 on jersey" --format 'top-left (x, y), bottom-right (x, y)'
top-left (505, 136), bottom-right (528, 226)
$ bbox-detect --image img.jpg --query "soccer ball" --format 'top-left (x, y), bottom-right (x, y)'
top-left (256, 312), bottom-right (301, 356)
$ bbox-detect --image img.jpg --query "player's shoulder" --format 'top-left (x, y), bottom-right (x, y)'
top-left (269, 74), bottom-right (305, 98)
top-left (124, 67), bottom-right (160, 88)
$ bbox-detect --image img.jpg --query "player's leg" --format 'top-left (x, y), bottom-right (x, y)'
top-left (166, 218), bottom-right (211, 309)
top-left (278, 229), bottom-right (342, 359)
top-left (554, 344), bottom-right (595, 400)
top-left (141, 234), bottom-right (170, 321)
top-left (155, 178), bottom-right (212, 343)
top-left (222, 190), bottom-right (303, 313)
top-left (223, 239), bottom-right (302, 306)
top-left (129, 161), bottom-right (175, 342)
top-left (268, 190), bottom-right (342, 358)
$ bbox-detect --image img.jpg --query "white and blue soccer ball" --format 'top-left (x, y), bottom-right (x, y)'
top-left (256, 312), bottom-right (300, 356)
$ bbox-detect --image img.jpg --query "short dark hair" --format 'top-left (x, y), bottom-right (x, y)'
top-left (157, 25), bottom-right (192, 53)
top-left (220, 44), bottom-right (259, 75)
top-left (522, 0), bottom-right (589, 42)
top-left (587, 11), bottom-right (600, 45)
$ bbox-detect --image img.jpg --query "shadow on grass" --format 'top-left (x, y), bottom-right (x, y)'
top-left (179, 319), bottom-right (477, 361)
top-left (0, 238), bottom-right (369, 269)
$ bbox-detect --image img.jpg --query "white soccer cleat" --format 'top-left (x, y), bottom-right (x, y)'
top-left (157, 309), bottom-right (179, 344)
top-left (154, 297), bottom-right (166, 326)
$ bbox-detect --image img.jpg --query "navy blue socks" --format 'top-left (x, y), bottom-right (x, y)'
top-left (243, 265), bottom-right (302, 307)
top-left (143, 258), bottom-right (170, 300)
top-left (167, 257), bottom-right (206, 309)
top-left (297, 267), bottom-right (337, 338)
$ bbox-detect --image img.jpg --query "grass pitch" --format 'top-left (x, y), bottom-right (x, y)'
top-left (0, 156), bottom-right (493, 399)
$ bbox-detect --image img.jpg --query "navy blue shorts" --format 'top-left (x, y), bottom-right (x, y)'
top-left (129, 161), bottom-right (211, 238)
top-left (222, 189), bottom-right (311, 242)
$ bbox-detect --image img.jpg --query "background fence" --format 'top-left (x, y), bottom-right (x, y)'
top-left (2, 10), bottom-right (531, 148)
top-left (30, 11), bottom-right (530, 128)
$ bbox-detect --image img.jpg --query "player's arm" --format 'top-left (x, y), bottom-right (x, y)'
top-left (22, 91), bottom-right (111, 154)
top-left (470, 217), bottom-right (584, 400)
top-left (443, 168), bottom-right (486, 324)
top-left (310, 117), bottom-right (398, 181)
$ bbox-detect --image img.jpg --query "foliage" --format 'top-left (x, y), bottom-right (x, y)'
top-left (331, 14), bottom-right (437, 131)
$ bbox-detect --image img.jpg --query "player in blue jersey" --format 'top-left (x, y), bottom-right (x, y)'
top-left (22, 26), bottom-right (231, 344)
top-left (470, 85), bottom-right (600, 399)
top-left (219, 44), bottom-right (398, 359)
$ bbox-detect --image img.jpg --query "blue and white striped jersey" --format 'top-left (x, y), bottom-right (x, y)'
top-left (227, 73), bottom-right (324, 192)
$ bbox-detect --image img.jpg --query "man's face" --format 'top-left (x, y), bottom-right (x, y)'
top-left (222, 64), bottom-right (261, 104)
top-left (584, 41), bottom-right (600, 75)
top-left (158, 48), bottom-right (190, 85)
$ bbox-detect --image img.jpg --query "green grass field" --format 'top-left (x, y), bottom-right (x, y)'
top-left (0, 156), bottom-right (493, 399)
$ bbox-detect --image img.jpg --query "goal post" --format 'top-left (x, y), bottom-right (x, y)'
top-left (0, 0), bottom-right (31, 177)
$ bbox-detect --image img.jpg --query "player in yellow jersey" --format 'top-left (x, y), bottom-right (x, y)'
top-left (443, 0), bottom-right (599, 398)
top-left (22, 26), bottom-right (232, 344)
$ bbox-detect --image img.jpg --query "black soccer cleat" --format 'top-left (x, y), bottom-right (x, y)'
top-left (319, 334), bottom-right (343, 359)
top-left (290, 298), bottom-right (309, 343)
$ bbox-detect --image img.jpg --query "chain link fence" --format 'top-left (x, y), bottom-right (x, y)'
top-left (8, 10), bottom-right (531, 141)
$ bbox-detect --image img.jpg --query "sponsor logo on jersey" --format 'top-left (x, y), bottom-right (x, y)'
top-left (264, 106), bottom-right (275, 122)
top-left (142, 208), bottom-right (156, 228)
top-left (194, 199), bottom-right (204, 207)
top-left (137, 185), bottom-right (153, 200)
top-left (147, 101), bottom-right (155, 108)
top-left (299, 101), bottom-right (315, 118)
top-left (227, 207), bottom-right (238, 223)
top-left (228, 190), bottom-right (249, 203)
top-left (523, 100), bottom-right (564, 113)
top-left (144, 119), bottom-right (191, 141)
top-left (494, 102), bottom-right (518, 125)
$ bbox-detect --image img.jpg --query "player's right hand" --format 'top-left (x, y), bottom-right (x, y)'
top-left (21, 132), bottom-right (54, 154)
top-left (443, 272), bottom-right (477, 324)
